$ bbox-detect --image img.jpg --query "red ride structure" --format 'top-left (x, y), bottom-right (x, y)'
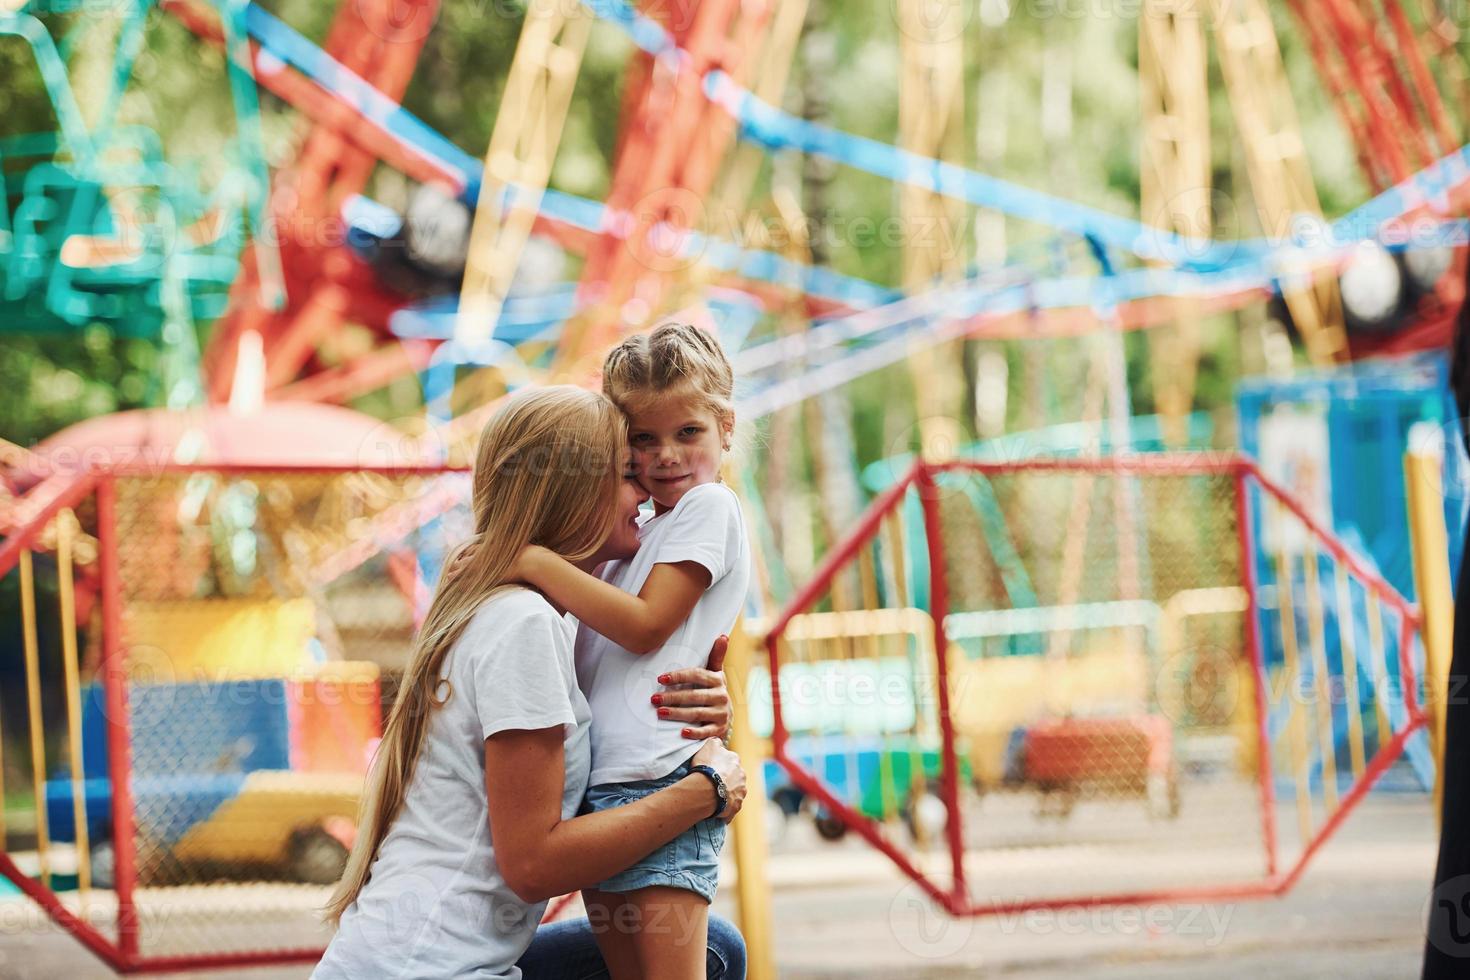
top-left (554, 0), bottom-right (772, 374)
top-left (184, 0), bottom-right (442, 406)
top-left (761, 454), bottom-right (1430, 916)
top-left (1287, 0), bottom-right (1468, 358)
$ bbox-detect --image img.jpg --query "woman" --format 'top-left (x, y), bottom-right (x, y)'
top-left (314, 386), bottom-right (748, 979)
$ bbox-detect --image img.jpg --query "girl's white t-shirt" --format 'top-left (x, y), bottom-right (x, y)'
top-left (314, 587), bottom-right (591, 980)
top-left (574, 482), bottom-right (751, 786)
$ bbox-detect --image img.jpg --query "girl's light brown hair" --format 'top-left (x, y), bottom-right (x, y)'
top-left (601, 322), bottom-right (735, 438)
top-left (325, 385), bottom-right (624, 922)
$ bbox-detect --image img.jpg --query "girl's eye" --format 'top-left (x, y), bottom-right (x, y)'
top-left (681, 426), bottom-right (702, 437)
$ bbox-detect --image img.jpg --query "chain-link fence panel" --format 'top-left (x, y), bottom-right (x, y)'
top-left (107, 465), bottom-right (469, 961)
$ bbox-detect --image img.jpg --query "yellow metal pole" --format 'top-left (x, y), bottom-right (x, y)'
top-left (898, 0), bottom-right (968, 459)
top-left (1209, 0), bottom-right (1348, 365)
top-left (1302, 551), bottom-right (1340, 810)
top-left (456, 3), bottom-right (591, 346)
top-left (856, 547), bottom-right (899, 821)
top-left (1273, 534), bottom-right (1315, 844)
top-left (883, 512), bottom-right (926, 805)
top-left (57, 511), bottom-right (92, 902)
top-left (1404, 447), bottom-right (1455, 820)
top-left (19, 550), bottom-right (52, 888)
top-left (1366, 593), bottom-right (1392, 751)
top-left (885, 512), bottom-right (910, 609)
top-left (725, 620), bottom-right (776, 980)
top-left (1140, 0), bottom-right (1210, 445)
top-left (1334, 564), bottom-right (1367, 780)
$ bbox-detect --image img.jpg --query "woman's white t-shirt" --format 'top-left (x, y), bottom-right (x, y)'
top-left (314, 587), bottom-right (591, 980)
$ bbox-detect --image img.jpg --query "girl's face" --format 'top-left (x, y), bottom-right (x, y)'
top-left (625, 390), bottom-right (728, 513)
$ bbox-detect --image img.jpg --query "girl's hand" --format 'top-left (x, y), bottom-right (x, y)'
top-left (657, 635), bottom-right (732, 741)
top-left (691, 738), bottom-right (747, 823)
top-left (445, 543), bottom-right (476, 582)
top-left (510, 544), bottom-right (547, 584)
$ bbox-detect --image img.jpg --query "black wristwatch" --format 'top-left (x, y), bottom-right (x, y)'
top-left (690, 764), bottom-right (729, 818)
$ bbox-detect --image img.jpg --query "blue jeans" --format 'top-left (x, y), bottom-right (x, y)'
top-left (515, 911), bottom-right (746, 979)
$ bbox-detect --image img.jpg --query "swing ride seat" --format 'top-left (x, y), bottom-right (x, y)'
top-left (1018, 714), bottom-right (1178, 816)
top-left (765, 733), bottom-right (975, 823)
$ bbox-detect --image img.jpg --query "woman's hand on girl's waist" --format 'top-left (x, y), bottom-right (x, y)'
top-left (654, 634), bottom-right (732, 741)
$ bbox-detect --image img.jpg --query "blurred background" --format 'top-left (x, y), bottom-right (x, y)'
top-left (3, 0), bottom-right (1469, 975)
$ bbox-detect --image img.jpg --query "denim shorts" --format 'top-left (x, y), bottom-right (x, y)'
top-left (581, 759), bottom-right (726, 903)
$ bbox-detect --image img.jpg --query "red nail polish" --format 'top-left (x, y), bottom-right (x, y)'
top-left (657, 674), bottom-right (671, 684)
top-left (650, 694), bottom-right (663, 705)
top-left (682, 729), bottom-right (692, 737)
top-left (657, 708), bottom-right (670, 717)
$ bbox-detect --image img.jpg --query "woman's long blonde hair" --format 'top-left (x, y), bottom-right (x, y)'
top-left (325, 385), bottom-right (624, 922)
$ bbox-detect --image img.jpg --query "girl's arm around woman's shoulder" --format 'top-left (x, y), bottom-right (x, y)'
top-left (484, 733), bottom-right (746, 903)
top-left (513, 484), bottom-right (744, 654)
top-left (514, 553), bottom-right (707, 655)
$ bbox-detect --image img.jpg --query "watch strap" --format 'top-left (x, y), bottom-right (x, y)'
top-left (690, 764), bottom-right (728, 818)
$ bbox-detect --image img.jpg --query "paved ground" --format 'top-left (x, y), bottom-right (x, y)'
top-left (0, 793), bottom-right (1441, 978)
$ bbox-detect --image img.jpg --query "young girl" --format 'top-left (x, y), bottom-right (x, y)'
top-left (513, 323), bottom-right (751, 979)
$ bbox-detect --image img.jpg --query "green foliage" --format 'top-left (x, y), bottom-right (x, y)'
top-left (0, 328), bottom-right (162, 448)
top-left (0, 35), bottom-right (59, 136)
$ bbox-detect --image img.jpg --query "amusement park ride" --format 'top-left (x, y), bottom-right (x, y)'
top-left (3, 0), bottom-right (1470, 972)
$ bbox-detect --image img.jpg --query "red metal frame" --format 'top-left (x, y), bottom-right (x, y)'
top-left (0, 850), bottom-right (125, 971)
top-left (1242, 458), bottom-right (1419, 624)
top-left (762, 452), bottom-right (1432, 917)
top-left (1399, 615), bottom-right (1427, 726)
top-left (1272, 721), bottom-right (1422, 894)
top-left (0, 460), bottom-right (476, 972)
top-left (915, 464), bottom-right (966, 902)
top-left (0, 472), bottom-right (99, 574)
top-left (1235, 467), bottom-right (1280, 878)
top-left (764, 466), bottom-right (920, 647)
top-left (1289, 0), bottom-right (1416, 188)
top-left (103, 461), bottom-right (471, 477)
top-left (1381, 0), bottom-right (1458, 158)
top-left (1291, 3), bottom-right (1386, 191)
top-left (97, 476), bottom-right (141, 960)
